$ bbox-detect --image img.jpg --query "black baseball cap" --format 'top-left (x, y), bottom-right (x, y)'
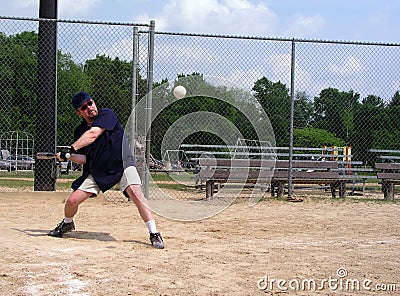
top-left (72, 91), bottom-right (91, 109)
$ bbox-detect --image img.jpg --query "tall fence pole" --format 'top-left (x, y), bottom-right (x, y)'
top-left (34, 0), bottom-right (58, 191)
top-left (288, 39), bottom-right (296, 198)
top-left (144, 20), bottom-right (155, 198)
top-left (131, 26), bottom-right (139, 161)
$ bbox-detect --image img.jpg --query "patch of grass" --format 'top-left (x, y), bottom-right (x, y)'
top-left (0, 178), bottom-right (73, 189)
top-left (269, 193), bottom-right (400, 204)
top-left (0, 179), bottom-right (33, 188)
top-left (0, 170), bottom-right (77, 188)
top-left (150, 172), bottom-right (176, 182)
top-left (0, 171), bottom-right (34, 178)
top-left (150, 182), bottom-right (196, 191)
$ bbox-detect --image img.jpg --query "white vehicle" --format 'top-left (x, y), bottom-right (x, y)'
top-left (6, 154), bottom-right (35, 170)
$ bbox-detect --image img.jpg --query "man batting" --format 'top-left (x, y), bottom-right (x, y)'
top-left (48, 91), bottom-right (164, 249)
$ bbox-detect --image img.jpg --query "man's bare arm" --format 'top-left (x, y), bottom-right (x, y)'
top-left (71, 126), bottom-right (105, 150)
top-left (56, 127), bottom-right (105, 164)
top-left (55, 151), bottom-right (87, 164)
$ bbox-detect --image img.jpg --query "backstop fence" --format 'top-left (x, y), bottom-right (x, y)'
top-left (1, 16), bottom-right (399, 201)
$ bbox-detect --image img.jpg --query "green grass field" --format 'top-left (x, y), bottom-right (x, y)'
top-left (0, 170), bottom-right (195, 191)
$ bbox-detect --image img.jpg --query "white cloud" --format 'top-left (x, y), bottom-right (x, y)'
top-left (368, 5), bottom-right (391, 26)
top-left (59, 0), bottom-right (103, 19)
top-left (134, 0), bottom-right (278, 36)
top-left (13, 0), bottom-right (37, 9)
top-left (101, 38), bottom-right (134, 61)
top-left (227, 68), bottom-right (264, 91)
top-left (2, 0), bottom-right (102, 19)
top-left (283, 14), bottom-right (326, 38)
top-left (134, 13), bottom-right (162, 27)
top-left (132, 1), bottom-right (328, 39)
top-left (330, 56), bottom-right (363, 76)
top-left (265, 53), bottom-right (291, 84)
top-left (2, 0), bottom-right (38, 17)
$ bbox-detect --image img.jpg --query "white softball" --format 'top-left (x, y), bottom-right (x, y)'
top-left (65, 153), bottom-right (71, 159)
top-left (173, 85), bottom-right (186, 99)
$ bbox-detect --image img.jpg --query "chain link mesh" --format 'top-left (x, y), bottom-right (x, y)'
top-left (1, 17), bottom-right (399, 201)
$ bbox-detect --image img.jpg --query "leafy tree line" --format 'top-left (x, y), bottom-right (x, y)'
top-left (253, 78), bottom-right (400, 163)
top-left (0, 31), bottom-right (148, 148)
top-left (1, 31), bottom-right (399, 164)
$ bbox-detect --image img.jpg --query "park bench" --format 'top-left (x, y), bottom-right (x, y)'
top-left (374, 163), bottom-right (400, 199)
top-left (184, 144), bottom-right (380, 198)
top-left (197, 158), bottom-right (274, 198)
top-left (197, 158), bottom-right (346, 198)
top-left (336, 161), bottom-right (376, 196)
top-left (271, 160), bottom-right (344, 198)
top-left (369, 149), bottom-right (400, 163)
top-left (369, 149), bottom-right (400, 199)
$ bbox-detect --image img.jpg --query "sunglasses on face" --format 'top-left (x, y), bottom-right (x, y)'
top-left (79, 100), bottom-right (94, 111)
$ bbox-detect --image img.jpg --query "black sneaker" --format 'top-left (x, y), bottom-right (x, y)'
top-left (149, 232), bottom-right (164, 249)
top-left (48, 220), bottom-right (75, 238)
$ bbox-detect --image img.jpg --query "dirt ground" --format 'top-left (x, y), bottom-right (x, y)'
top-left (0, 189), bottom-right (399, 296)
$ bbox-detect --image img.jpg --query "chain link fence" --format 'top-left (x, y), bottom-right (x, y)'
top-left (1, 16), bottom-right (399, 203)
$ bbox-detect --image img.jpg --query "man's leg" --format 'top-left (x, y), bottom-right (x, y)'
top-left (124, 184), bottom-right (154, 222)
top-left (48, 190), bottom-right (92, 237)
top-left (64, 189), bottom-right (92, 219)
top-left (124, 184), bottom-right (164, 249)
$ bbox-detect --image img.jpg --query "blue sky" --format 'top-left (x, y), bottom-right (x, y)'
top-left (2, 0), bottom-right (399, 43)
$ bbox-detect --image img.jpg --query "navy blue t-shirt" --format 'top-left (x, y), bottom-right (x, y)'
top-left (71, 108), bottom-right (135, 192)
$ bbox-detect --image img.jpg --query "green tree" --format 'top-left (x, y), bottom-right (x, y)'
top-left (294, 91), bottom-right (313, 128)
top-left (253, 77), bottom-right (290, 146)
top-left (366, 91), bottom-right (400, 155)
top-left (353, 95), bottom-right (387, 162)
top-left (385, 92), bottom-right (400, 148)
top-left (84, 55), bottom-right (138, 125)
top-left (388, 91), bottom-right (400, 107)
top-left (294, 127), bottom-right (345, 148)
top-left (362, 94), bottom-right (384, 107)
top-left (313, 88), bottom-right (360, 143)
top-left (56, 51), bottom-right (92, 145)
top-left (0, 31), bottom-right (38, 135)
top-left (0, 32), bottom-right (15, 133)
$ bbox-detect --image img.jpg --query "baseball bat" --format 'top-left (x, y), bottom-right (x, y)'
top-left (36, 152), bottom-right (71, 160)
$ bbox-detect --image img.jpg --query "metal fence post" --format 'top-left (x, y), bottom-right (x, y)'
top-left (131, 26), bottom-right (139, 162)
top-left (288, 39), bottom-right (296, 198)
top-left (144, 20), bottom-right (155, 198)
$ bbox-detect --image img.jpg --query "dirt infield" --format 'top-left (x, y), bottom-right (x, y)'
top-left (0, 191), bottom-right (399, 295)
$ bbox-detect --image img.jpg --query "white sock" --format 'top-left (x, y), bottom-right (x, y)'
top-left (145, 220), bottom-right (158, 233)
top-left (64, 217), bottom-right (74, 223)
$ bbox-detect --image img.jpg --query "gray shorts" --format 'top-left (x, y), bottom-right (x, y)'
top-left (78, 166), bottom-right (141, 196)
